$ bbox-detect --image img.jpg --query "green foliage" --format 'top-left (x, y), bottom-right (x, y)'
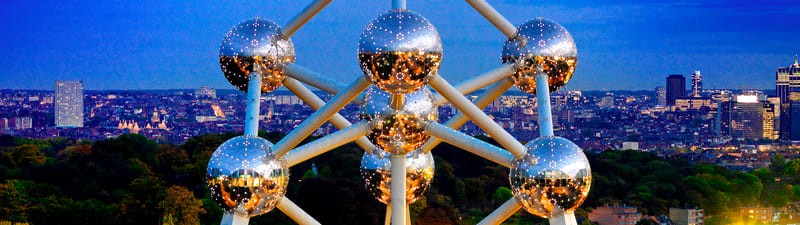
top-left (0, 134), bottom-right (798, 224)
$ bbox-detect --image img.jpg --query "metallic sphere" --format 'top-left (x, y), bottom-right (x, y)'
top-left (509, 136), bottom-right (591, 218)
top-left (206, 136), bottom-right (289, 217)
top-left (358, 9), bottom-right (443, 94)
top-left (360, 149), bottom-right (435, 204)
top-left (220, 18), bottom-right (296, 93)
top-left (360, 86), bottom-right (438, 155)
top-left (502, 18), bottom-right (577, 94)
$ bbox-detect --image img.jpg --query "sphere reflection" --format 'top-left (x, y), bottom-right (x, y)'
top-left (360, 86), bottom-right (438, 155)
top-left (220, 18), bottom-right (296, 93)
top-left (358, 9), bottom-right (443, 94)
top-left (509, 136), bottom-right (591, 218)
top-left (206, 136), bottom-right (289, 217)
top-left (360, 149), bottom-right (435, 204)
top-left (502, 18), bottom-right (577, 94)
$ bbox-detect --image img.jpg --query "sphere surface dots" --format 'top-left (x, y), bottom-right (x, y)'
top-left (220, 18), bottom-right (296, 93)
top-left (502, 18), bottom-right (577, 94)
top-left (509, 136), bottom-right (591, 218)
top-left (360, 85), bottom-right (438, 155)
top-left (358, 9), bottom-right (443, 94)
top-left (360, 149), bottom-right (435, 204)
top-left (206, 135), bottom-right (289, 217)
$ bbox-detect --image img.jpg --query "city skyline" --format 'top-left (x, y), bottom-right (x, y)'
top-left (2, 1), bottom-right (800, 91)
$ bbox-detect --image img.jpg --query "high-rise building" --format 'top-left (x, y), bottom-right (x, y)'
top-left (777, 56), bottom-right (800, 140)
top-left (666, 74), bottom-right (686, 106)
top-left (691, 70), bottom-right (703, 97)
top-left (655, 86), bottom-right (666, 106)
top-left (781, 93), bottom-right (800, 140)
top-left (14, 117), bottom-right (32, 130)
top-left (776, 55), bottom-right (800, 104)
top-left (719, 95), bottom-right (765, 139)
top-left (55, 81), bottom-right (84, 128)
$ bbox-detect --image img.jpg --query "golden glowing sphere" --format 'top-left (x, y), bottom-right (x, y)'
top-left (220, 18), bottom-right (296, 93)
top-left (502, 18), bottom-right (577, 94)
top-left (206, 136), bottom-right (289, 217)
top-left (360, 149), bottom-right (435, 204)
top-left (358, 9), bottom-right (443, 94)
top-left (360, 86), bottom-right (438, 155)
top-left (509, 137), bottom-right (591, 218)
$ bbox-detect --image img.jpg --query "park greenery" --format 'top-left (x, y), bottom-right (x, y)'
top-left (0, 133), bottom-right (799, 225)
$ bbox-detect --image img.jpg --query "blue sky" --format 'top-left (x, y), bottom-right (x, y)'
top-left (1, 0), bottom-right (799, 91)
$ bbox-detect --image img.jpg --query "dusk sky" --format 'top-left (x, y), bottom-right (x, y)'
top-left (2, 0), bottom-right (800, 91)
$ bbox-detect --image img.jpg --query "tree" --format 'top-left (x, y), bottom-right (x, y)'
top-left (0, 180), bottom-right (28, 222)
top-left (10, 144), bottom-right (46, 167)
top-left (158, 185), bottom-right (205, 225)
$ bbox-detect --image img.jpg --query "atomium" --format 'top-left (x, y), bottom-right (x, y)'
top-left (509, 136), bottom-right (591, 218)
top-left (360, 148), bottom-right (435, 204)
top-left (206, 0), bottom-right (593, 223)
top-left (206, 136), bottom-right (289, 217)
top-left (358, 9), bottom-right (443, 94)
top-left (502, 18), bottom-right (577, 94)
top-left (220, 18), bottom-right (296, 93)
top-left (360, 85), bottom-right (438, 155)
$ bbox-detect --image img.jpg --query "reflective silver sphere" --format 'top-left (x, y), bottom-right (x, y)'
top-left (509, 136), bottom-right (591, 218)
top-left (360, 86), bottom-right (438, 155)
top-left (220, 18), bottom-right (296, 93)
top-left (360, 149), bottom-right (435, 204)
top-left (358, 9), bottom-right (443, 94)
top-left (502, 18), bottom-right (577, 94)
top-left (206, 136), bottom-right (289, 217)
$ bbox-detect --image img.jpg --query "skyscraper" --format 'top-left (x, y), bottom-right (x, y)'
top-left (777, 56), bottom-right (800, 140)
top-left (655, 86), bottom-right (666, 106)
top-left (718, 95), bottom-right (765, 139)
top-left (776, 55), bottom-right (800, 103)
top-left (55, 81), bottom-right (84, 128)
top-left (666, 74), bottom-right (686, 106)
top-left (691, 70), bottom-right (702, 97)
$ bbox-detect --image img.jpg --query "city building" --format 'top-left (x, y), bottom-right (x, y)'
top-left (781, 95), bottom-right (800, 140)
top-left (656, 86), bottom-right (666, 106)
top-left (14, 117), bottom-right (32, 130)
top-left (674, 97), bottom-right (714, 112)
top-left (691, 70), bottom-right (703, 97)
top-left (55, 80), bottom-right (84, 127)
top-left (718, 95), bottom-right (765, 139)
top-left (195, 85), bottom-right (217, 99)
top-left (669, 208), bottom-right (704, 225)
top-left (776, 55), bottom-right (800, 104)
top-left (740, 207), bottom-right (775, 224)
top-left (666, 74), bottom-right (686, 106)
top-left (588, 205), bottom-right (643, 225)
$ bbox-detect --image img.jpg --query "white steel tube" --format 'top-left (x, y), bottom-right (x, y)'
top-left (273, 76), bottom-right (371, 157)
top-left (425, 122), bottom-right (514, 168)
top-left (423, 78), bottom-right (514, 153)
top-left (285, 122), bottom-right (370, 167)
top-left (464, 0), bottom-right (518, 38)
top-left (276, 198), bottom-right (323, 225)
top-left (535, 73), bottom-right (554, 137)
top-left (284, 63), bottom-right (346, 95)
top-left (429, 75), bottom-right (526, 158)
top-left (282, 0), bottom-right (333, 38)
top-left (283, 78), bottom-right (375, 151)
top-left (393, 0), bottom-right (406, 9)
top-left (390, 154), bottom-right (407, 225)
top-left (245, 72), bottom-right (263, 136)
top-left (220, 212), bottom-right (249, 225)
top-left (476, 198), bottom-right (522, 225)
top-left (548, 211), bottom-right (578, 225)
top-left (433, 65), bottom-right (514, 106)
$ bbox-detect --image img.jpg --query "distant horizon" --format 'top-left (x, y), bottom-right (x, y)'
top-left (2, 1), bottom-right (800, 91)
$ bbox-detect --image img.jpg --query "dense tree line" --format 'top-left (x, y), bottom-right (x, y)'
top-left (0, 134), bottom-right (798, 225)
